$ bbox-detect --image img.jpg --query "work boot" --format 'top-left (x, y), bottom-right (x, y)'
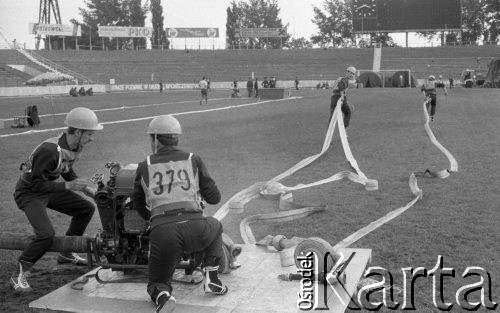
top-left (155, 291), bottom-right (176, 313)
top-left (10, 260), bottom-right (33, 293)
top-left (57, 252), bottom-right (88, 266)
top-left (203, 266), bottom-right (228, 295)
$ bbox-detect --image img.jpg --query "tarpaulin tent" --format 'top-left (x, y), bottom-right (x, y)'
top-left (482, 58), bottom-right (500, 88)
top-left (391, 71), bottom-right (416, 87)
top-left (359, 72), bottom-right (382, 88)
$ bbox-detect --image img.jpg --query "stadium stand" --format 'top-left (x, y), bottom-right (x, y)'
top-left (0, 66), bottom-right (26, 87)
top-left (0, 50), bottom-right (47, 73)
top-left (0, 45), bottom-right (498, 87)
top-left (35, 49), bottom-right (374, 84)
top-left (381, 46), bottom-right (499, 79)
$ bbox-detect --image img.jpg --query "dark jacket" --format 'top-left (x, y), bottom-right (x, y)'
top-left (133, 145), bottom-right (220, 223)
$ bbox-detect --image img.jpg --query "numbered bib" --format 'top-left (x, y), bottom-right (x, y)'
top-left (145, 155), bottom-right (200, 210)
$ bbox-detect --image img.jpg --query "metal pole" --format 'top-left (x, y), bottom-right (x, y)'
top-left (89, 25), bottom-right (92, 50)
top-left (361, 14), bottom-right (364, 47)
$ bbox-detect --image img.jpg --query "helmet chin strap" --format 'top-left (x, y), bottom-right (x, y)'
top-left (154, 134), bottom-right (158, 154)
top-left (76, 130), bottom-right (84, 150)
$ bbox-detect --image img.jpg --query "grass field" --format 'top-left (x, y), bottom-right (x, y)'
top-left (0, 87), bottom-right (499, 312)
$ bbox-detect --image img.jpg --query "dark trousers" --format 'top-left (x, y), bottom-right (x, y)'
top-left (425, 94), bottom-right (437, 117)
top-left (147, 215), bottom-right (223, 300)
top-left (330, 95), bottom-right (351, 127)
top-left (13, 186), bottom-right (95, 265)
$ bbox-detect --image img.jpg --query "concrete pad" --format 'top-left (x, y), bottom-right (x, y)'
top-left (30, 245), bottom-right (371, 313)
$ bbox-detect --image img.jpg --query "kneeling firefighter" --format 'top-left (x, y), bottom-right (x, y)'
top-left (133, 115), bottom-right (228, 313)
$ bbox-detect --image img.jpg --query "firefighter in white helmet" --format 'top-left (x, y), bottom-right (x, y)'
top-left (11, 107), bottom-right (103, 293)
top-left (133, 115), bottom-right (227, 312)
top-left (421, 74), bottom-right (447, 121)
top-left (329, 66), bottom-right (357, 127)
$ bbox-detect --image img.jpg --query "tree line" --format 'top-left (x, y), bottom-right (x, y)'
top-left (61, 0), bottom-right (498, 50)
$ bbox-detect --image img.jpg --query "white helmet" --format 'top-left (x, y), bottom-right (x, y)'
top-left (346, 66), bottom-right (357, 75)
top-left (64, 107), bottom-right (103, 130)
top-left (147, 115), bottom-right (182, 135)
top-left (428, 75), bottom-right (436, 80)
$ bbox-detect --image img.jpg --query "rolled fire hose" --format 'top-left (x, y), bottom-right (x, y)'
top-left (293, 237), bottom-right (340, 273)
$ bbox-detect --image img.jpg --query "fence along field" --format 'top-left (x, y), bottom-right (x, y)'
top-left (0, 87), bottom-right (499, 311)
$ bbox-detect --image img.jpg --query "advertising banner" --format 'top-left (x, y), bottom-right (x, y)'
top-left (98, 26), bottom-right (153, 38)
top-left (166, 28), bottom-right (219, 38)
top-left (29, 23), bottom-right (81, 36)
top-left (235, 28), bottom-right (285, 38)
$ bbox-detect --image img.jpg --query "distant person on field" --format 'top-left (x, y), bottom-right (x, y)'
top-left (253, 78), bottom-right (259, 98)
top-left (231, 80), bottom-right (240, 98)
top-left (449, 77), bottom-right (454, 88)
top-left (10, 108), bottom-right (102, 293)
top-left (294, 77), bottom-right (300, 90)
top-left (199, 76), bottom-right (209, 105)
top-left (421, 75), bottom-right (448, 122)
top-left (69, 87), bottom-right (78, 97)
top-left (159, 80), bottom-right (163, 93)
top-left (246, 77), bottom-right (253, 97)
top-left (329, 66), bottom-right (357, 127)
top-left (269, 76), bottom-right (276, 88)
top-left (262, 77), bottom-right (269, 89)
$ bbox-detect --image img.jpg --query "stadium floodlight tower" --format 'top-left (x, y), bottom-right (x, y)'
top-left (36, 0), bottom-right (62, 50)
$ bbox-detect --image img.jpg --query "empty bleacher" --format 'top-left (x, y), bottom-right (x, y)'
top-left (1, 45), bottom-right (498, 87)
top-left (0, 66), bottom-right (26, 87)
top-left (36, 48), bottom-right (374, 84)
top-left (0, 50), bottom-right (48, 73)
top-left (381, 46), bottom-right (499, 79)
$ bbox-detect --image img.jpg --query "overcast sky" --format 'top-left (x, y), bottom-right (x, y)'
top-left (0, 0), bottom-right (427, 49)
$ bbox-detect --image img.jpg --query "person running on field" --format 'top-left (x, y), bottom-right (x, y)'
top-left (329, 66), bottom-right (357, 127)
top-left (11, 107), bottom-right (102, 293)
top-left (421, 75), bottom-right (448, 121)
top-left (199, 76), bottom-right (208, 105)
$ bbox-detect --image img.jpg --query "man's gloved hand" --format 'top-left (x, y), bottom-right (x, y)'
top-left (66, 178), bottom-right (89, 192)
top-left (83, 186), bottom-right (96, 198)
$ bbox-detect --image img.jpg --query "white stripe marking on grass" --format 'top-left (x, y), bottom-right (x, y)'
top-left (0, 97), bottom-right (302, 138)
top-left (2, 98), bottom-right (227, 121)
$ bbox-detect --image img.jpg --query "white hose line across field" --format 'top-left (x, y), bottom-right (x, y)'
top-left (416, 98), bottom-right (458, 178)
top-left (218, 99), bottom-right (379, 244)
top-left (333, 99), bottom-right (458, 249)
top-left (234, 97), bottom-right (457, 250)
